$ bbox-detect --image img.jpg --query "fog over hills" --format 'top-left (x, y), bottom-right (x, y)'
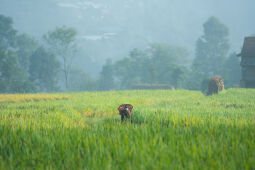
top-left (1, 0), bottom-right (255, 75)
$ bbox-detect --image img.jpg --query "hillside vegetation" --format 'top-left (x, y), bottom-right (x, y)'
top-left (0, 89), bottom-right (255, 169)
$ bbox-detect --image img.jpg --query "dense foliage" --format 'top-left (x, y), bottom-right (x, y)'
top-left (0, 89), bottom-right (254, 169)
top-left (99, 17), bottom-right (241, 91)
top-left (0, 14), bottom-right (242, 93)
top-left (111, 44), bottom-right (189, 89)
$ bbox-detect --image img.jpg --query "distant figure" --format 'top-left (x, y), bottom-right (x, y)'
top-left (207, 76), bottom-right (224, 95)
top-left (118, 104), bottom-right (133, 122)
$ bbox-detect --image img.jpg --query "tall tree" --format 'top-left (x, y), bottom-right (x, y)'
top-left (148, 43), bottom-right (189, 85)
top-left (193, 17), bottom-right (229, 75)
top-left (0, 50), bottom-right (34, 93)
top-left (43, 26), bottom-right (78, 90)
top-left (0, 15), bottom-right (35, 93)
top-left (16, 34), bottom-right (38, 71)
top-left (171, 65), bottom-right (188, 89)
top-left (192, 16), bottom-right (230, 90)
top-left (114, 49), bottom-right (150, 89)
top-left (69, 68), bottom-right (98, 92)
top-left (29, 47), bottom-right (60, 92)
top-left (99, 59), bottom-right (115, 91)
top-left (222, 53), bottom-right (241, 88)
top-left (0, 15), bottom-right (17, 50)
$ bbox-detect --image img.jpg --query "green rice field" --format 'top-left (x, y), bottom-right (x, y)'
top-left (0, 89), bottom-right (255, 169)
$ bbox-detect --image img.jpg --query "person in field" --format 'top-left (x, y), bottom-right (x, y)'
top-left (118, 104), bottom-right (133, 122)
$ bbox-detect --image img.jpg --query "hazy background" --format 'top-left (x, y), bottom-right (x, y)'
top-left (1, 0), bottom-right (255, 76)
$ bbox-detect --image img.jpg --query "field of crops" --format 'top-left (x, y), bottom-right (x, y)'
top-left (0, 89), bottom-right (255, 169)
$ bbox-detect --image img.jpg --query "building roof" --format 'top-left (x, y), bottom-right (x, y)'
top-left (239, 37), bottom-right (255, 57)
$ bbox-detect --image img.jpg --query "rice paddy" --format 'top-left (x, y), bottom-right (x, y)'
top-left (0, 89), bottom-right (254, 169)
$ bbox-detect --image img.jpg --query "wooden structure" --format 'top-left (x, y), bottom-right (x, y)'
top-left (238, 37), bottom-right (255, 88)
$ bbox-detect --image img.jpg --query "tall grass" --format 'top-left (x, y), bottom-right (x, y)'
top-left (0, 89), bottom-right (254, 169)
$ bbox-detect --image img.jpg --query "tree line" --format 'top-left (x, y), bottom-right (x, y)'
top-left (0, 14), bottom-right (241, 93)
top-left (0, 14), bottom-right (97, 93)
top-left (99, 17), bottom-right (241, 91)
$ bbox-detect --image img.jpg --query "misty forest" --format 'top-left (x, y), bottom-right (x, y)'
top-left (1, 0), bottom-right (254, 93)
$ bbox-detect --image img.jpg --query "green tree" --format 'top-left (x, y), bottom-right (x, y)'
top-left (171, 65), bottom-right (188, 89)
top-left (113, 44), bottom-right (189, 89)
top-left (192, 16), bottom-right (230, 90)
top-left (0, 50), bottom-right (34, 93)
top-left (148, 43), bottom-right (189, 86)
top-left (193, 17), bottom-right (229, 75)
top-left (16, 34), bottom-right (38, 71)
top-left (69, 68), bottom-right (98, 92)
top-left (29, 47), bottom-right (60, 92)
top-left (0, 15), bottom-right (17, 50)
top-left (0, 15), bottom-right (40, 93)
top-left (114, 49), bottom-right (150, 89)
top-left (43, 26), bottom-right (78, 90)
top-left (222, 53), bottom-right (241, 88)
top-left (99, 59), bottom-right (115, 90)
